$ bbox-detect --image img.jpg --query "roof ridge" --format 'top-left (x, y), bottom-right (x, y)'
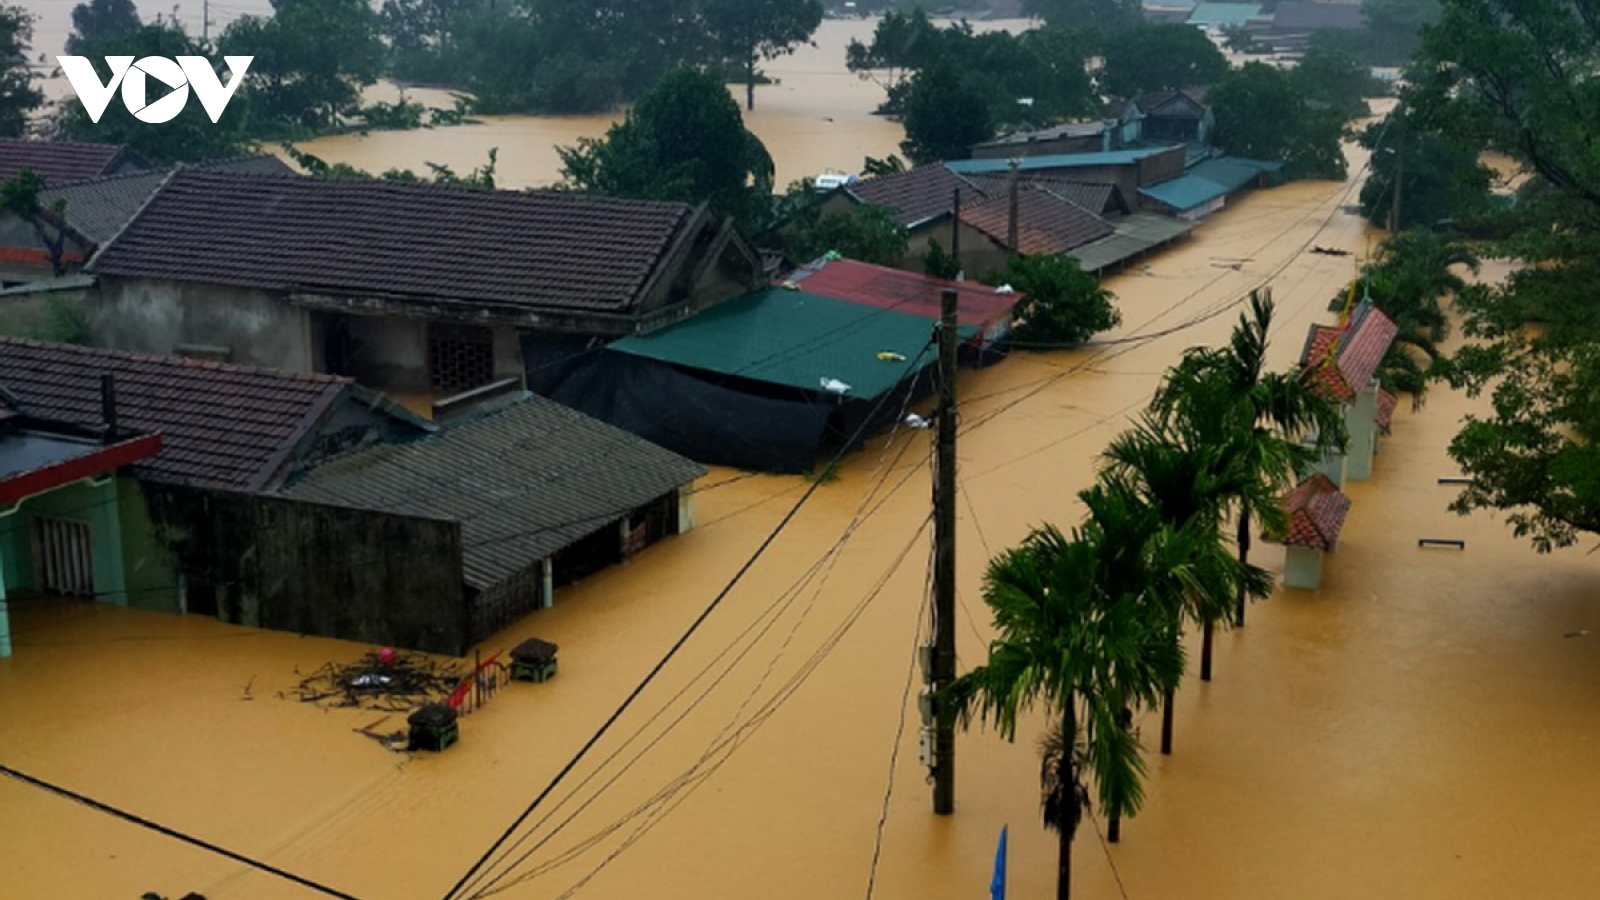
top-left (0, 335), bottom-right (350, 385)
top-left (84, 168), bottom-right (176, 272)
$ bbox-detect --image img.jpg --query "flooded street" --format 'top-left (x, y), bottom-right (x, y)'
top-left (7, 6), bottom-right (1600, 898)
top-left (4, 135), bottom-right (1600, 899)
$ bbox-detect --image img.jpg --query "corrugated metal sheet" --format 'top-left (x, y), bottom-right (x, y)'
top-left (946, 146), bottom-right (1180, 175)
top-left (610, 288), bottom-right (975, 400)
top-left (1138, 157), bottom-right (1283, 213)
top-left (284, 395), bottom-right (704, 590)
top-left (1185, 2), bottom-right (1263, 26)
top-left (1069, 213), bottom-right (1196, 273)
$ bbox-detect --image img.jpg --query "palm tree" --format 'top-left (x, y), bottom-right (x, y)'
top-left (949, 484), bottom-right (1185, 900)
top-left (1151, 290), bottom-right (1346, 640)
top-left (1359, 230), bottom-right (1481, 401)
top-left (1101, 417), bottom-right (1274, 765)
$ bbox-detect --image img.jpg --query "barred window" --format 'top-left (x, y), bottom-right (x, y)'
top-left (428, 324), bottom-right (494, 391)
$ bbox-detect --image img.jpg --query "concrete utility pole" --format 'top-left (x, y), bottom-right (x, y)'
top-left (927, 287), bottom-right (959, 815)
top-left (203, 0), bottom-right (213, 41)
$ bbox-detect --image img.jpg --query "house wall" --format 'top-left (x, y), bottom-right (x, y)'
top-left (1137, 147), bottom-right (1189, 186)
top-left (0, 476), bottom-right (128, 604)
top-left (0, 285), bottom-right (93, 341)
top-left (118, 479), bottom-right (181, 613)
top-left (143, 485), bottom-right (469, 655)
top-left (904, 221), bottom-right (1008, 280)
top-left (90, 277), bottom-right (314, 372)
top-left (1283, 545), bottom-right (1325, 589)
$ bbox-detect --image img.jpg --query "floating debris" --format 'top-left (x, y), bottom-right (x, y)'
top-left (287, 651), bottom-right (465, 712)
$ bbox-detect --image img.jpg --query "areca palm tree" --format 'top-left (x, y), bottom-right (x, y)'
top-left (1101, 415), bottom-right (1274, 763)
top-left (1151, 290), bottom-right (1346, 639)
top-left (949, 483), bottom-right (1188, 900)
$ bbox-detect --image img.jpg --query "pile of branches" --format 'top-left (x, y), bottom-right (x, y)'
top-left (288, 651), bottom-right (465, 712)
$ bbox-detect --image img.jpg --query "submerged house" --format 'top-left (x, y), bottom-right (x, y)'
top-left (1267, 472), bottom-right (1352, 590)
top-left (1132, 89), bottom-right (1213, 146)
top-left (788, 256), bottom-right (1021, 352)
top-left (0, 386), bottom-right (162, 658)
top-left (1138, 156), bottom-right (1285, 220)
top-left (1298, 303), bottom-right (1400, 484)
top-left (528, 286), bottom-right (979, 472)
top-left (71, 171), bottom-right (762, 406)
top-left (0, 337), bottom-right (704, 655)
top-left (282, 393), bottom-right (705, 650)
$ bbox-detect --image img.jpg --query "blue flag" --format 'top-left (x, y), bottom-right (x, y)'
top-left (990, 825), bottom-right (1008, 900)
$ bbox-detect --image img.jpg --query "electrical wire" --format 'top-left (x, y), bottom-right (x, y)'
top-left (0, 763), bottom-right (371, 900)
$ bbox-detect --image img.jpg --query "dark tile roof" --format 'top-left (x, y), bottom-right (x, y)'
top-left (961, 175), bottom-right (1121, 216)
top-left (1298, 305), bottom-right (1399, 402)
top-left (973, 121), bottom-right (1115, 148)
top-left (1137, 88), bottom-right (1210, 118)
top-left (787, 257), bottom-right (1021, 330)
top-left (960, 187), bottom-right (1116, 256)
top-left (846, 163), bottom-right (974, 227)
top-left (0, 139), bottom-right (141, 185)
top-left (284, 395), bottom-right (705, 589)
top-left (1272, 473), bottom-right (1351, 551)
top-left (40, 156), bottom-right (298, 247)
top-left (0, 337), bottom-right (349, 491)
top-left (88, 170), bottom-right (700, 313)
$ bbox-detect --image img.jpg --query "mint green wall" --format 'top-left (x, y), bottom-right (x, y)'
top-left (0, 478), bottom-right (126, 604)
top-left (117, 479), bottom-right (180, 614)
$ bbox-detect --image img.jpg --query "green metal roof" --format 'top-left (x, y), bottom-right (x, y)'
top-left (1138, 157), bottom-right (1284, 212)
top-left (1185, 2), bottom-right (1263, 26)
top-left (946, 146), bottom-right (1179, 175)
top-left (610, 288), bottom-right (975, 400)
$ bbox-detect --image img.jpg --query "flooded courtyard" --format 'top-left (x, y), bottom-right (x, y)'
top-left (6, 6), bottom-right (1600, 899)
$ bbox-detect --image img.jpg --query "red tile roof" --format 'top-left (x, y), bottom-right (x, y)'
top-left (0, 139), bottom-right (139, 184)
top-left (1298, 305), bottom-right (1400, 402)
top-left (88, 170), bottom-right (701, 314)
top-left (787, 257), bottom-right (1020, 330)
top-left (1270, 473), bottom-right (1351, 551)
top-left (959, 187), bottom-right (1116, 256)
top-left (0, 337), bottom-right (349, 491)
top-left (1376, 388), bottom-right (1398, 434)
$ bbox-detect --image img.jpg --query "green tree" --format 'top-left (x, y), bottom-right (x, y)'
top-left (1099, 24), bottom-right (1229, 100)
top-left (898, 64), bottom-right (993, 164)
top-left (702, 0), bottom-right (823, 111)
top-left (1358, 106), bottom-right (1493, 231)
top-left (778, 196), bottom-right (909, 266)
top-left (1024, 0), bottom-right (1142, 33)
top-left (1355, 230), bottom-right (1479, 398)
top-left (1361, 0), bottom-right (1440, 64)
top-left (1408, 0), bottom-right (1600, 550)
top-left (1147, 291), bottom-right (1346, 639)
top-left (0, 6), bottom-right (41, 138)
top-left (67, 0), bottom-right (142, 54)
top-left (558, 68), bottom-right (775, 224)
top-left (220, 0), bottom-right (385, 130)
top-left (949, 487), bottom-right (1185, 900)
top-left (50, 25), bottom-right (255, 163)
top-left (0, 169), bottom-right (71, 276)
top-left (1292, 41), bottom-right (1378, 119)
top-left (1210, 62), bottom-right (1348, 179)
top-left (984, 254), bottom-right (1119, 347)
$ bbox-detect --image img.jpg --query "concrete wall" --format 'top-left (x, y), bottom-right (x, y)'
top-left (1283, 545), bottom-right (1324, 589)
top-left (143, 485), bottom-right (469, 655)
top-left (91, 277), bottom-right (314, 372)
top-left (904, 221), bottom-right (1008, 280)
top-left (117, 479), bottom-right (181, 613)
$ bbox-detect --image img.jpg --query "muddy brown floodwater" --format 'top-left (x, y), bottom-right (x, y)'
top-left (4, 21), bottom-right (1600, 900)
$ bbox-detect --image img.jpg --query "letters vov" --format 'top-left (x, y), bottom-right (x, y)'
top-left (57, 56), bottom-right (253, 124)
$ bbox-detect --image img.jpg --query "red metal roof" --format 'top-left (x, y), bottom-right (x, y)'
top-left (1269, 473), bottom-right (1352, 551)
top-left (0, 431), bottom-right (161, 506)
top-left (787, 258), bottom-right (1020, 330)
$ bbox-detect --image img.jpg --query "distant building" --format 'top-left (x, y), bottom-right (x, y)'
top-left (1133, 88), bottom-right (1214, 146)
top-left (970, 120), bottom-right (1138, 160)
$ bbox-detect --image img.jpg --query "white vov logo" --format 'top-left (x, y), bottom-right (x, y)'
top-left (57, 56), bottom-right (253, 124)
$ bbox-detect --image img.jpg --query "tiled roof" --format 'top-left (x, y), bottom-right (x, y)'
top-left (88, 170), bottom-right (699, 313)
top-left (961, 175), bottom-right (1121, 216)
top-left (788, 257), bottom-right (1021, 330)
top-left (0, 337), bottom-right (349, 491)
top-left (1297, 305), bottom-right (1399, 402)
top-left (973, 121), bottom-right (1114, 148)
top-left (284, 395), bottom-right (705, 589)
top-left (1272, 473), bottom-right (1351, 551)
top-left (846, 164), bottom-right (974, 227)
top-left (0, 139), bottom-right (140, 184)
top-left (40, 156), bottom-right (297, 247)
top-left (1376, 388), bottom-right (1398, 434)
top-left (960, 187), bottom-right (1116, 256)
top-left (1136, 88), bottom-right (1211, 118)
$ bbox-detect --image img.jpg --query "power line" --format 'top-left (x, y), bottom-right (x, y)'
top-left (0, 763), bottom-right (371, 900)
top-left (436, 344), bottom-right (934, 900)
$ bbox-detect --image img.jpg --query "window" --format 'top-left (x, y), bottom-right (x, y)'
top-left (428, 324), bottom-right (494, 391)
